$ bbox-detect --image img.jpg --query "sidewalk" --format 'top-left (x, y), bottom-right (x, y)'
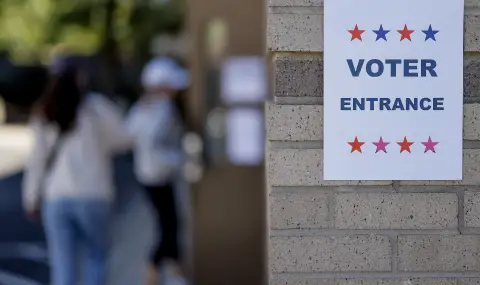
top-left (0, 125), bottom-right (32, 177)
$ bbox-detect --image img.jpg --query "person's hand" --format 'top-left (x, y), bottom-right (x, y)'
top-left (25, 205), bottom-right (40, 222)
top-left (140, 93), bottom-right (155, 101)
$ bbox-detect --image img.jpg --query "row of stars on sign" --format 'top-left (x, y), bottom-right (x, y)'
top-left (349, 24), bottom-right (439, 42)
top-left (348, 136), bottom-right (439, 153)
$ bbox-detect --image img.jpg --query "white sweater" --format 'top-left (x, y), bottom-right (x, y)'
top-left (125, 97), bottom-right (183, 186)
top-left (22, 93), bottom-right (131, 210)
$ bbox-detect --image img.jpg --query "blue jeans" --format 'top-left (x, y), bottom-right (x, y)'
top-left (43, 198), bottom-right (112, 285)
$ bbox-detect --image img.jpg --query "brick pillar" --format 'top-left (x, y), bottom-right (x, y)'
top-left (266, 1), bottom-right (480, 284)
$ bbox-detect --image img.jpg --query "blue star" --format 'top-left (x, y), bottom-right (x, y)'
top-left (373, 25), bottom-right (390, 41)
top-left (422, 25), bottom-right (439, 41)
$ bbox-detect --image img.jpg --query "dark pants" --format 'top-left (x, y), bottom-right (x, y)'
top-left (143, 182), bottom-right (179, 266)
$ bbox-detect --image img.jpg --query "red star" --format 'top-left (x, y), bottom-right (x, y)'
top-left (348, 25), bottom-right (365, 41)
top-left (397, 25), bottom-right (414, 41)
top-left (348, 136), bottom-right (365, 153)
top-left (397, 136), bottom-right (414, 153)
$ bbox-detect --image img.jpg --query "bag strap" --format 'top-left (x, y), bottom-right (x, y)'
top-left (44, 134), bottom-right (63, 174)
top-left (38, 133), bottom-right (64, 200)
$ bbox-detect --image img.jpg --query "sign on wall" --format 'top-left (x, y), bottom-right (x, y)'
top-left (324, 0), bottom-right (464, 180)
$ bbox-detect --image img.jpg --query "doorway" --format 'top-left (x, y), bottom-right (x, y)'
top-left (186, 0), bottom-right (267, 284)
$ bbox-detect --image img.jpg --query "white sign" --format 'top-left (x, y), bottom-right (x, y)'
top-left (324, 0), bottom-right (464, 180)
top-left (221, 57), bottom-right (267, 103)
top-left (226, 108), bottom-right (264, 165)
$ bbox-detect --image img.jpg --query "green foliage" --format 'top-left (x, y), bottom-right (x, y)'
top-left (0, 0), bottom-right (184, 64)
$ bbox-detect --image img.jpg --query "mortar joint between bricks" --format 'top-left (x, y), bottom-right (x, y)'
top-left (270, 51), bottom-right (324, 57)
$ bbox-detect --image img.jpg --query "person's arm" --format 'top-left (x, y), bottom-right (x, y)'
top-left (90, 94), bottom-right (133, 153)
top-left (22, 118), bottom-right (48, 212)
top-left (124, 104), bottom-right (141, 138)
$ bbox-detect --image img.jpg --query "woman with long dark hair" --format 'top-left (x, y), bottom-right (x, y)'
top-left (22, 55), bottom-right (131, 285)
top-left (126, 56), bottom-right (189, 285)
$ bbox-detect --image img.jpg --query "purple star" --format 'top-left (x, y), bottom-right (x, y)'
top-left (373, 137), bottom-right (390, 153)
top-left (421, 136), bottom-right (439, 153)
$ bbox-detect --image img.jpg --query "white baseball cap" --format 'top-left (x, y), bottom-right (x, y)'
top-left (141, 57), bottom-right (190, 90)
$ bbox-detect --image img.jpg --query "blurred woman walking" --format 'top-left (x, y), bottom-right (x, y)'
top-left (126, 56), bottom-right (189, 285)
top-left (23, 55), bottom-right (131, 285)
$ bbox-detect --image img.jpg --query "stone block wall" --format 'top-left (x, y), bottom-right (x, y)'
top-left (266, 1), bottom-right (480, 284)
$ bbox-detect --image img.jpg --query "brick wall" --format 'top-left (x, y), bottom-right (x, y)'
top-left (266, 1), bottom-right (480, 284)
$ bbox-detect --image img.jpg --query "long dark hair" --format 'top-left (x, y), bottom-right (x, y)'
top-left (169, 55), bottom-right (189, 131)
top-left (36, 56), bottom-right (85, 134)
top-left (173, 89), bottom-right (188, 128)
